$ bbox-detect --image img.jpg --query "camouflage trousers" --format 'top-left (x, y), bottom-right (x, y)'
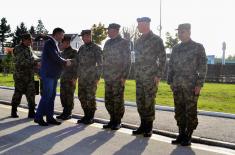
top-left (173, 86), bottom-right (199, 130)
top-left (60, 79), bottom-right (76, 115)
top-left (105, 80), bottom-right (125, 123)
top-left (78, 80), bottom-right (97, 114)
top-left (136, 80), bottom-right (158, 121)
top-left (11, 77), bottom-right (35, 110)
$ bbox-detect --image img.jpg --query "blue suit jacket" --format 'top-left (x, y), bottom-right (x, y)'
top-left (40, 36), bottom-right (66, 79)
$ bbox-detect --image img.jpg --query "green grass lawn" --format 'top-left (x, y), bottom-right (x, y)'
top-left (1, 73), bottom-right (235, 114)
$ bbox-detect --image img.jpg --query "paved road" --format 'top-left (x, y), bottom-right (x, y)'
top-left (1, 104), bottom-right (235, 155)
top-left (0, 88), bottom-right (235, 145)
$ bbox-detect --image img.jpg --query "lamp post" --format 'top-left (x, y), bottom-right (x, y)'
top-left (222, 41), bottom-right (226, 65)
top-left (159, 0), bottom-right (162, 37)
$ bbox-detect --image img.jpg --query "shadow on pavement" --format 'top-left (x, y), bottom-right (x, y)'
top-left (58, 130), bottom-right (115, 155)
top-left (1, 124), bottom-right (87, 154)
top-left (0, 116), bottom-right (12, 122)
top-left (0, 118), bottom-right (32, 132)
top-left (113, 136), bottom-right (149, 155)
top-left (0, 124), bottom-right (51, 152)
top-left (170, 145), bottom-right (196, 155)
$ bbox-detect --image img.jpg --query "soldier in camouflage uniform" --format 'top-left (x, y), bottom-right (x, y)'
top-left (102, 23), bottom-right (131, 130)
top-left (11, 33), bottom-right (37, 118)
top-left (132, 17), bottom-right (166, 137)
top-left (167, 23), bottom-right (207, 146)
top-left (76, 30), bottom-right (102, 124)
top-left (56, 36), bottom-right (78, 120)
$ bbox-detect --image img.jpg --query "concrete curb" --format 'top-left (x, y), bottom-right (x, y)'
top-left (1, 86), bottom-right (235, 119)
top-left (1, 100), bottom-right (235, 150)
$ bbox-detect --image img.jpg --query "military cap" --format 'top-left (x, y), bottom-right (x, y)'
top-left (79, 30), bottom-right (91, 36)
top-left (107, 23), bottom-right (121, 30)
top-left (62, 35), bottom-right (72, 42)
top-left (21, 33), bottom-right (33, 40)
top-left (137, 17), bottom-right (151, 23)
top-left (176, 23), bottom-right (191, 30)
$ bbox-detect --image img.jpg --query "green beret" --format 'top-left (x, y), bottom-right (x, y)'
top-left (108, 23), bottom-right (120, 30)
top-left (79, 30), bottom-right (91, 36)
top-left (176, 23), bottom-right (191, 30)
top-left (137, 17), bottom-right (151, 23)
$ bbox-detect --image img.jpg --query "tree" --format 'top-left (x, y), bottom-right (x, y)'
top-left (0, 17), bottom-right (11, 53)
top-left (121, 25), bottom-right (141, 49)
top-left (91, 23), bottom-right (107, 45)
top-left (29, 25), bottom-right (36, 35)
top-left (165, 32), bottom-right (179, 52)
top-left (227, 55), bottom-right (235, 61)
top-left (12, 22), bottom-right (28, 47)
top-left (36, 19), bottom-right (48, 34)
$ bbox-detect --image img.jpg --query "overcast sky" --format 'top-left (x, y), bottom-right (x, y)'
top-left (1, 0), bottom-right (235, 57)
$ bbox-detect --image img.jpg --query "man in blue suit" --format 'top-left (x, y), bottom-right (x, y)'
top-left (34, 28), bottom-right (71, 126)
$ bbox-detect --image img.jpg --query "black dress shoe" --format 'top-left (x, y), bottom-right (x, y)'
top-left (103, 122), bottom-right (113, 129)
top-left (111, 123), bottom-right (122, 130)
top-left (34, 119), bottom-right (48, 126)
top-left (47, 119), bottom-right (62, 125)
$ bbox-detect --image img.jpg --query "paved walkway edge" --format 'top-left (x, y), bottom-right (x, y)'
top-left (0, 100), bottom-right (235, 150)
top-left (1, 86), bottom-right (235, 119)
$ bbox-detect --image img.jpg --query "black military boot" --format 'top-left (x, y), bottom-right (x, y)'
top-left (172, 127), bottom-right (186, 144)
top-left (28, 109), bottom-right (35, 118)
top-left (143, 121), bottom-right (153, 137)
top-left (11, 105), bottom-right (19, 118)
top-left (111, 119), bottom-right (122, 130)
top-left (56, 107), bottom-right (66, 119)
top-left (77, 116), bottom-right (88, 124)
top-left (28, 104), bottom-right (35, 118)
top-left (83, 111), bottom-right (95, 125)
top-left (103, 117), bottom-right (114, 129)
top-left (77, 110), bottom-right (88, 124)
top-left (132, 120), bottom-right (144, 135)
top-left (181, 129), bottom-right (193, 146)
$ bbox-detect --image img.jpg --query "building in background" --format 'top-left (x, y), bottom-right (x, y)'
top-left (207, 55), bottom-right (215, 64)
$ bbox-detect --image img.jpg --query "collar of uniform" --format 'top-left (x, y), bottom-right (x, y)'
top-left (20, 43), bottom-right (30, 49)
top-left (64, 46), bottom-right (72, 51)
top-left (181, 39), bottom-right (193, 46)
top-left (140, 31), bottom-right (153, 40)
top-left (110, 34), bottom-right (122, 41)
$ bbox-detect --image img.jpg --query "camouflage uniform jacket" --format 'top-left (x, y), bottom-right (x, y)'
top-left (103, 35), bottom-right (131, 81)
top-left (77, 42), bottom-right (102, 81)
top-left (167, 39), bottom-right (207, 88)
top-left (61, 46), bottom-right (78, 80)
top-left (135, 31), bottom-right (166, 81)
top-left (13, 44), bottom-right (34, 79)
